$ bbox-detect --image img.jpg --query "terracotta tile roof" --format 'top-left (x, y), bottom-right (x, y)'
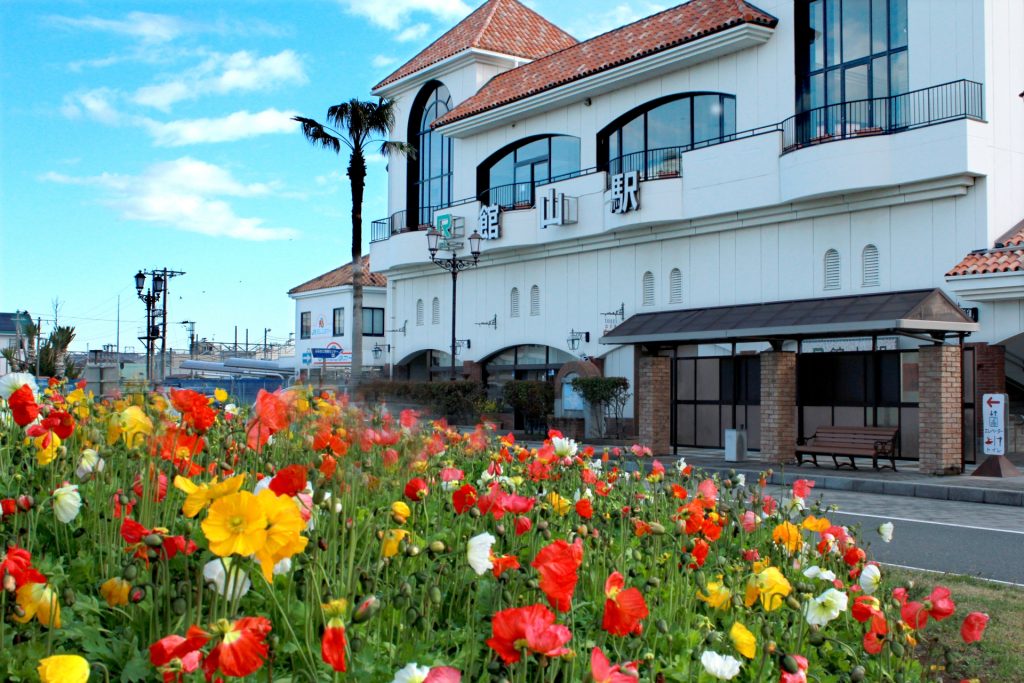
top-left (434, 0), bottom-right (778, 128)
top-left (373, 0), bottom-right (577, 90)
top-left (947, 219), bottom-right (1024, 276)
top-left (289, 256), bottom-right (387, 294)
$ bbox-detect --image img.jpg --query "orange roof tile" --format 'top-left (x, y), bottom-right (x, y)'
top-left (947, 219), bottom-right (1024, 276)
top-left (374, 0), bottom-right (577, 90)
top-left (289, 256), bottom-right (387, 294)
top-left (434, 0), bottom-right (777, 128)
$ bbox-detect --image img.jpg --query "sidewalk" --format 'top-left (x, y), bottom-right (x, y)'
top-left (652, 448), bottom-right (1024, 508)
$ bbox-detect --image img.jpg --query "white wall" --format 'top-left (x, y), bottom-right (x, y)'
top-left (291, 286), bottom-right (388, 372)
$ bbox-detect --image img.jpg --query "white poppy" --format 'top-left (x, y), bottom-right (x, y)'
top-left (467, 532), bottom-right (495, 576)
top-left (52, 484), bottom-right (82, 523)
top-left (391, 663), bottom-right (431, 683)
top-left (674, 457), bottom-right (688, 474)
top-left (734, 473), bottom-right (746, 488)
top-left (802, 566), bottom-right (837, 582)
top-left (859, 564), bottom-right (882, 595)
top-left (878, 522), bottom-right (894, 543)
top-left (700, 651), bottom-right (742, 680)
top-left (203, 558), bottom-right (251, 600)
top-left (551, 436), bottom-right (578, 458)
top-left (75, 448), bottom-right (105, 480)
top-left (0, 372), bottom-right (37, 400)
top-left (803, 588), bottom-right (849, 626)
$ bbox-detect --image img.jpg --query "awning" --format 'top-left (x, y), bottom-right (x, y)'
top-left (600, 289), bottom-right (978, 345)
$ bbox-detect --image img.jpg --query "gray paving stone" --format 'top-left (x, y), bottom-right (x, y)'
top-left (913, 485), bottom-right (949, 500)
top-left (882, 481), bottom-right (915, 496)
top-left (851, 479), bottom-right (884, 494)
top-left (946, 487), bottom-right (986, 504)
top-left (982, 489), bottom-right (1023, 506)
top-left (824, 476), bottom-right (854, 491)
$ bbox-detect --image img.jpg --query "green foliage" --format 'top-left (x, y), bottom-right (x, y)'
top-left (502, 380), bottom-right (554, 432)
top-left (571, 376), bottom-right (631, 437)
top-left (3, 324), bottom-right (79, 379)
top-left (360, 380), bottom-right (485, 423)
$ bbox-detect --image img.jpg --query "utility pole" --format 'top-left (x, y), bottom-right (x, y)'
top-left (116, 295), bottom-right (121, 367)
top-left (35, 316), bottom-right (41, 377)
top-left (263, 328), bottom-right (270, 359)
top-left (155, 267), bottom-right (185, 382)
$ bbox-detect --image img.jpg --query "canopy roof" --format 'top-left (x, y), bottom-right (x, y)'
top-left (600, 289), bottom-right (978, 345)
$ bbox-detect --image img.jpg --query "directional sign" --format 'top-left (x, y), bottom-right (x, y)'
top-left (982, 393), bottom-right (1007, 456)
top-left (312, 347), bottom-right (342, 359)
top-left (301, 351), bottom-right (313, 366)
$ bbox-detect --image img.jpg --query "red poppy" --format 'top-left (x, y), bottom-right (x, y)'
top-left (8, 384), bottom-right (39, 426)
top-left (901, 586), bottom-right (955, 630)
top-left (170, 389), bottom-right (217, 434)
top-left (133, 469), bottom-right (168, 503)
top-left (476, 484), bottom-right (535, 519)
top-left (269, 464), bottom-right (308, 497)
top-left (590, 647), bottom-right (639, 683)
top-left (960, 611), bottom-right (989, 644)
top-left (485, 604), bottom-right (572, 664)
top-left (45, 410), bottom-right (76, 439)
top-left (424, 667), bottom-right (461, 683)
top-left (862, 622), bottom-right (888, 655)
top-left (452, 484), bottom-right (478, 514)
top-left (514, 515), bottom-right (532, 536)
top-left (760, 494), bottom-right (778, 515)
top-left (778, 654), bottom-right (808, 683)
top-left (149, 632), bottom-right (205, 682)
top-left (602, 571), bottom-right (648, 636)
top-left (575, 498), bottom-right (593, 519)
top-left (0, 545), bottom-right (44, 589)
top-left (527, 459), bottom-right (552, 481)
top-left (792, 479), bottom-right (815, 499)
top-left (491, 554), bottom-right (520, 578)
top-left (120, 519), bottom-right (197, 563)
top-left (851, 596), bottom-right (887, 632)
top-left (246, 389), bottom-right (289, 452)
top-left (399, 408), bottom-right (419, 429)
top-left (152, 426), bottom-right (205, 475)
top-left (404, 477), bottom-right (429, 502)
top-left (203, 616), bottom-right (272, 680)
top-left (696, 479), bottom-right (718, 507)
top-left (0, 498), bottom-right (15, 517)
top-left (531, 538), bottom-right (583, 612)
top-left (689, 538), bottom-right (710, 569)
top-left (671, 483), bottom-right (688, 501)
top-left (321, 620), bottom-right (347, 672)
top-left (595, 480), bottom-right (612, 497)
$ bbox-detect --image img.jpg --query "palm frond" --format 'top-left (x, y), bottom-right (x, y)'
top-left (292, 116), bottom-right (342, 154)
top-left (381, 140), bottom-right (415, 159)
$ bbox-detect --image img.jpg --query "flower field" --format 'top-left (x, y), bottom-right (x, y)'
top-left (0, 374), bottom-right (989, 682)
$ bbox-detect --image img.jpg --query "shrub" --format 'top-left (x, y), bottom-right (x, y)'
top-left (359, 379), bottom-right (485, 423)
top-left (571, 376), bottom-right (631, 438)
top-left (503, 380), bottom-right (554, 433)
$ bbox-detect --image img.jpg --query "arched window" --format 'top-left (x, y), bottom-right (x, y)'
top-left (510, 287), bottom-right (520, 318)
top-left (598, 93), bottom-right (736, 178)
top-left (824, 249), bottom-right (841, 290)
top-left (432, 297), bottom-right (440, 325)
top-left (862, 244), bottom-right (880, 287)
top-left (416, 299), bottom-right (424, 326)
top-left (529, 285), bottom-right (540, 316)
top-left (642, 271), bottom-right (655, 306)
top-left (407, 82), bottom-right (453, 228)
top-left (478, 135), bottom-right (580, 209)
top-left (669, 268), bottom-right (683, 304)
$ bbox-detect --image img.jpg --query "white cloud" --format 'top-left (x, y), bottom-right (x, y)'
top-left (41, 158), bottom-right (295, 241)
top-left (340, 0), bottom-right (470, 31)
top-left (61, 88), bottom-right (123, 125)
top-left (395, 22), bottom-right (431, 42)
top-left (132, 49), bottom-right (307, 110)
top-left (371, 55), bottom-right (399, 69)
top-left (50, 12), bottom-right (188, 44)
top-left (567, 2), bottom-right (668, 39)
top-left (143, 108), bottom-right (299, 147)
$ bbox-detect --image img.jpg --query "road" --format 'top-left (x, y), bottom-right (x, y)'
top-left (765, 486), bottom-right (1024, 585)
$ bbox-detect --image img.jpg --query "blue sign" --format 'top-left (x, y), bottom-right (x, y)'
top-left (312, 347), bottom-right (342, 359)
top-left (301, 351), bottom-right (313, 366)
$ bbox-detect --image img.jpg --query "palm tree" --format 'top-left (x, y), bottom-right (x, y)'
top-left (293, 99), bottom-right (412, 388)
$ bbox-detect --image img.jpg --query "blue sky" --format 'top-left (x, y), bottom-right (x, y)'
top-left (0, 0), bottom-right (667, 353)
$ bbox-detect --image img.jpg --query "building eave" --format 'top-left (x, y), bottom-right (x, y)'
top-left (946, 272), bottom-right (1024, 302)
top-left (372, 48), bottom-right (534, 99)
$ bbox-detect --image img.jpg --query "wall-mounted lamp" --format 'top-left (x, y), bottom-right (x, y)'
top-left (454, 339), bottom-right (471, 356)
top-left (566, 329), bottom-right (590, 351)
top-left (371, 343), bottom-right (391, 360)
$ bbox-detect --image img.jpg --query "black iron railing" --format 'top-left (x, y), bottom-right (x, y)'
top-left (607, 146), bottom-right (685, 182)
top-left (781, 79), bottom-right (983, 152)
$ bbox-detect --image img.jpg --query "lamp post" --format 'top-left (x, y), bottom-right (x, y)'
top-left (134, 270), bottom-right (163, 383)
top-left (426, 228), bottom-right (482, 380)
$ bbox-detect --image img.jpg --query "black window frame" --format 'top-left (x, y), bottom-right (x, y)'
top-left (299, 311), bottom-right (311, 340)
top-left (332, 307), bottom-right (345, 337)
top-left (406, 81), bottom-right (453, 229)
top-left (362, 307), bottom-right (385, 337)
top-left (476, 134), bottom-right (581, 210)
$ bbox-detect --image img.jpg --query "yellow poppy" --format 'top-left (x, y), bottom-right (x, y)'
top-left (15, 582), bottom-right (61, 628)
top-left (381, 529), bottom-right (409, 558)
top-left (33, 433), bottom-right (62, 466)
top-left (99, 577), bottom-right (131, 607)
top-left (730, 621), bottom-right (757, 659)
top-left (391, 501), bottom-right (411, 524)
top-left (802, 515), bottom-right (831, 532)
top-left (174, 474), bottom-right (246, 518)
top-left (201, 491), bottom-right (268, 557)
top-left (214, 388), bottom-right (229, 403)
top-left (37, 655), bottom-right (89, 683)
top-left (254, 489), bottom-right (309, 581)
top-left (545, 492), bottom-right (572, 516)
top-left (772, 521), bottom-right (803, 553)
top-left (745, 566), bottom-right (792, 612)
top-left (697, 579), bottom-right (732, 610)
top-left (119, 406), bottom-right (153, 447)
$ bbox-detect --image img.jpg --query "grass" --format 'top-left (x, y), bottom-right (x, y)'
top-left (888, 567), bottom-right (1024, 682)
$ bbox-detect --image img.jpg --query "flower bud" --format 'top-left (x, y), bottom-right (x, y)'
top-left (16, 495), bottom-right (33, 512)
top-left (130, 586), bottom-right (147, 603)
top-left (352, 595), bottom-right (380, 623)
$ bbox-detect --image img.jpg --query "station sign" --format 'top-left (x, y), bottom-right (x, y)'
top-left (312, 347), bottom-right (342, 359)
top-left (610, 170), bottom-right (640, 214)
top-left (983, 393), bottom-right (1007, 456)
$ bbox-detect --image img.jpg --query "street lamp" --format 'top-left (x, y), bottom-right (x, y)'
top-left (134, 271), bottom-right (164, 383)
top-left (426, 229), bottom-right (483, 380)
top-left (371, 343), bottom-right (391, 360)
top-left (566, 329), bottom-right (591, 351)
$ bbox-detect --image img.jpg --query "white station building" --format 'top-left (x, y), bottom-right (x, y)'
top-left (363, 0), bottom-right (1024, 472)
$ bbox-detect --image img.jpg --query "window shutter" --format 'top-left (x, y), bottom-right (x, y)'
top-left (416, 300), bottom-right (424, 326)
top-left (824, 249), bottom-right (841, 290)
top-left (862, 245), bottom-right (879, 287)
top-left (669, 268), bottom-right (682, 304)
top-left (432, 297), bottom-right (440, 325)
top-left (510, 287), bottom-right (520, 317)
top-left (530, 285), bottom-right (540, 316)
top-left (642, 271), bottom-right (655, 306)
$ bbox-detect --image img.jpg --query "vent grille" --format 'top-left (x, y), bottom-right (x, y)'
top-left (862, 245), bottom-right (879, 287)
top-left (824, 249), bottom-right (841, 290)
top-left (669, 268), bottom-right (682, 304)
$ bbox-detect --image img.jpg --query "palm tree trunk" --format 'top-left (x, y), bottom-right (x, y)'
top-left (348, 151), bottom-right (367, 389)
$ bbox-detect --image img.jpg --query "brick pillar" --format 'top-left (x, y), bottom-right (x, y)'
top-left (970, 343), bottom-right (1005, 433)
top-left (760, 351), bottom-right (797, 464)
top-left (462, 360), bottom-right (483, 383)
top-left (638, 356), bottom-right (671, 455)
top-left (918, 344), bottom-right (962, 475)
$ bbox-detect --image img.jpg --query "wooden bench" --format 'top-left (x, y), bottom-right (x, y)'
top-left (796, 426), bottom-right (899, 471)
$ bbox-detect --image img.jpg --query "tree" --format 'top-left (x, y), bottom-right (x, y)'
top-left (571, 376), bottom-right (632, 438)
top-left (293, 99), bottom-right (413, 388)
top-left (2, 324), bottom-right (79, 379)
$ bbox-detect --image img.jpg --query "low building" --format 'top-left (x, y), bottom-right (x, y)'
top-left (0, 311), bottom-right (32, 376)
top-left (288, 257), bottom-right (389, 382)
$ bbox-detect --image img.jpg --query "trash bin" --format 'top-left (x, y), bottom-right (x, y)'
top-left (724, 428), bottom-right (747, 462)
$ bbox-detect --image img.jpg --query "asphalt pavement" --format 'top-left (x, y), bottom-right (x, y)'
top-left (770, 486), bottom-right (1024, 585)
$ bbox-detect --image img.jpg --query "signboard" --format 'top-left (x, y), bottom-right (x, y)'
top-left (983, 393), bottom-right (1007, 456)
top-left (610, 170), bottom-right (640, 214)
top-left (312, 347), bottom-right (342, 359)
top-left (539, 187), bottom-right (578, 229)
top-left (435, 213), bottom-right (464, 238)
top-left (479, 205), bottom-right (500, 239)
top-left (311, 312), bottom-right (330, 337)
top-left (805, 336), bottom-right (898, 353)
top-left (301, 351), bottom-right (313, 366)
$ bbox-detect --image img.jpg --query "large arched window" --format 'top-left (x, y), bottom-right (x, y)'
top-left (477, 135), bottom-right (580, 209)
top-left (407, 82), bottom-right (453, 228)
top-left (598, 93), bottom-right (736, 179)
